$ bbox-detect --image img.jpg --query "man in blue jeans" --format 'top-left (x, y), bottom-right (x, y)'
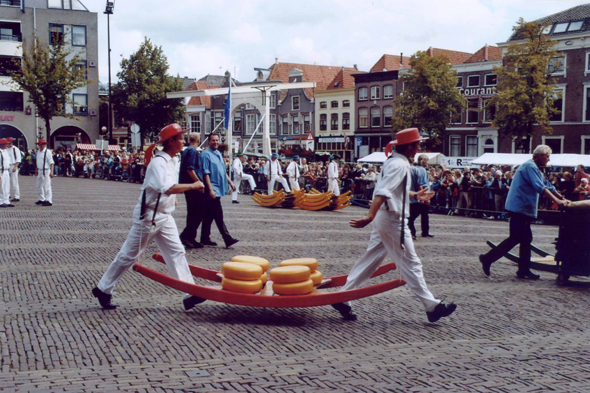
top-left (479, 145), bottom-right (569, 280)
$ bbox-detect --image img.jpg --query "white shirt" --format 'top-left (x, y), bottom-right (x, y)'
top-left (8, 146), bottom-right (21, 165)
top-left (264, 159), bottom-right (283, 177)
top-left (0, 149), bottom-right (9, 172)
top-left (373, 152), bottom-right (411, 217)
top-left (232, 157), bottom-right (243, 178)
top-left (36, 148), bottom-right (54, 173)
top-left (138, 151), bottom-right (178, 214)
top-left (327, 161), bottom-right (339, 180)
top-left (287, 161), bottom-right (300, 179)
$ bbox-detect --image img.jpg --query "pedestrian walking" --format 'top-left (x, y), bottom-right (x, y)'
top-left (179, 132), bottom-right (206, 249)
top-left (34, 139), bottom-right (53, 206)
top-left (6, 137), bottom-right (21, 202)
top-left (286, 155), bottom-right (301, 191)
top-left (327, 154), bottom-right (341, 196)
top-left (265, 153), bottom-right (290, 194)
top-left (0, 139), bottom-right (13, 208)
top-left (332, 128), bottom-right (456, 323)
top-left (92, 123), bottom-right (205, 311)
top-left (231, 152), bottom-right (256, 203)
top-left (408, 154), bottom-right (433, 239)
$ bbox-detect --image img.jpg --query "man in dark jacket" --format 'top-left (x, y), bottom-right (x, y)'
top-left (179, 133), bottom-right (205, 249)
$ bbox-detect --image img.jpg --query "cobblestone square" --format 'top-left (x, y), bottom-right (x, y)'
top-left (2, 176), bottom-right (590, 392)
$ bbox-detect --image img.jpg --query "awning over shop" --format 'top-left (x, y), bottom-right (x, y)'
top-left (471, 153), bottom-right (590, 167)
top-left (357, 152), bottom-right (445, 164)
top-left (76, 144), bottom-right (121, 151)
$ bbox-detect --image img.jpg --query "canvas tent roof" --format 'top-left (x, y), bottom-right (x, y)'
top-left (358, 152), bottom-right (445, 165)
top-left (471, 153), bottom-right (590, 167)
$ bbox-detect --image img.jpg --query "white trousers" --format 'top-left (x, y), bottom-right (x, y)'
top-left (9, 166), bottom-right (19, 199)
top-left (342, 210), bottom-right (440, 312)
top-left (289, 177), bottom-right (300, 191)
top-left (232, 174), bottom-right (256, 201)
top-left (268, 175), bottom-right (290, 194)
top-left (36, 173), bottom-right (52, 203)
top-left (0, 170), bottom-right (9, 204)
top-left (98, 205), bottom-right (195, 299)
top-left (327, 178), bottom-right (340, 196)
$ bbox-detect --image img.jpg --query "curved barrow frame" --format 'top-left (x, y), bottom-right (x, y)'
top-left (132, 253), bottom-right (406, 308)
top-left (486, 240), bottom-right (559, 273)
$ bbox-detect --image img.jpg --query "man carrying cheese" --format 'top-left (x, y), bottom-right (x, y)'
top-left (333, 128), bottom-right (457, 323)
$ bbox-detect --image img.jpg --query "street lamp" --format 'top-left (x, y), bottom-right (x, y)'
top-left (104, 1), bottom-right (115, 145)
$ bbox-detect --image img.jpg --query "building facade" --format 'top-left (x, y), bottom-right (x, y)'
top-left (0, 0), bottom-right (99, 151)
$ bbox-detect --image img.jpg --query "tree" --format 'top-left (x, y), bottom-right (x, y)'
top-left (8, 35), bottom-right (88, 148)
top-left (491, 19), bottom-right (561, 142)
top-left (112, 38), bottom-right (185, 143)
top-left (393, 51), bottom-right (466, 150)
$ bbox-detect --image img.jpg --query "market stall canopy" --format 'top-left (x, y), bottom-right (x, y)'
top-left (357, 152), bottom-right (445, 164)
top-left (77, 144), bottom-right (120, 151)
top-left (471, 153), bottom-right (590, 167)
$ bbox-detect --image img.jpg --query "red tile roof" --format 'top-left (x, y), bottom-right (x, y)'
top-left (464, 45), bottom-right (503, 63)
top-left (185, 80), bottom-right (219, 108)
top-left (326, 68), bottom-right (364, 90)
top-left (267, 62), bottom-right (358, 98)
top-left (425, 47), bottom-right (473, 64)
top-left (370, 54), bottom-right (411, 73)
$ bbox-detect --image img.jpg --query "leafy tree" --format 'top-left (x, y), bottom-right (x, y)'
top-left (7, 35), bottom-right (88, 148)
top-left (491, 19), bottom-right (561, 141)
top-left (112, 38), bottom-right (185, 142)
top-left (393, 51), bottom-right (466, 150)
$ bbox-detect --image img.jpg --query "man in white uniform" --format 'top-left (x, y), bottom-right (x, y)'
top-left (0, 139), bottom-right (13, 208)
top-left (93, 123), bottom-right (206, 311)
top-left (6, 137), bottom-right (21, 202)
top-left (34, 139), bottom-right (54, 206)
top-left (286, 156), bottom-right (301, 191)
top-left (231, 152), bottom-right (256, 203)
top-left (327, 154), bottom-right (341, 196)
top-left (265, 153), bottom-right (290, 194)
top-left (332, 128), bottom-right (457, 323)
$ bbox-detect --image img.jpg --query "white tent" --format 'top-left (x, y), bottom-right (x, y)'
top-left (358, 152), bottom-right (445, 165)
top-left (471, 153), bottom-right (590, 168)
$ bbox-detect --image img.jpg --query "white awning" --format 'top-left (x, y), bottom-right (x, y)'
top-left (357, 152), bottom-right (445, 164)
top-left (471, 153), bottom-right (590, 167)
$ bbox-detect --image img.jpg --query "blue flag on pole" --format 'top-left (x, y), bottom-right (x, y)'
top-left (224, 81), bottom-right (231, 130)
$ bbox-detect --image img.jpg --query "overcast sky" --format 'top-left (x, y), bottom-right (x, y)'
top-left (84, 0), bottom-right (589, 85)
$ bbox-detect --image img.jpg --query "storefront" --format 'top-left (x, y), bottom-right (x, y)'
top-left (316, 136), bottom-right (353, 162)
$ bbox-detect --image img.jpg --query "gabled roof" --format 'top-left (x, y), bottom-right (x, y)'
top-left (267, 62), bottom-right (358, 99)
top-left (425, 47), bottom-right (474, 64)
top-left (370, 54), bottom-right (411, 73)
top-left (463, 45), bottom-right (503, 63)
top-left (510, 4), bottom-right (590, 41)
top-left (326, 68), bottom-right (364, 90)
top-left (186, 80), bottom-right (219, 108)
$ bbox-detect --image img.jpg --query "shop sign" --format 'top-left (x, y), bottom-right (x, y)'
top-left (0, 114), bottom-right (15, 121)
top-left (444, 156), bottom-right (476, 168)
top-left (356, 137), bottom-right (363, 147)
top-left (459, 87), bottom-right (497, 97)
top-left (318, 137), bottom-right (344, 143)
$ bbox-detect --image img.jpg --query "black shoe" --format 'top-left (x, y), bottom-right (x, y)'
top-left (232, 200), bottom-right (239, 204)
top-left (422, 234), bottom-right (434, 238)
top-left (516, 271), bottom-right (540, 280)
top-left (193, 241), bottom-right (204, 249)
top-left (479, 254), bottom-right (492, 277)
top-left (181, 238), bottom-right (199, 249)
top-left (411, 235), bottom-right (417, 240)
top-left (225, 237), bottom-right (239, 248)
top-left (0, 204), bottom-right (6, 208)
top-left (42, 201), bottom-right (52, 206)
top-left (5, 204), bottom-right (15, 207)
top-left (201, 239), bottom-right (217, 247)
top-left (11, 198), bottom-right (19, 202)
top-left (183, 295), bottom-right (206, 311)
top-left (427, 302), bottom-right (457, 323)
top-left (92, 287), bottom-right (117, 310)
top-left (332, 303), bottom-right (358, 321)
top-left (35, 200), bottom-right (44, 205)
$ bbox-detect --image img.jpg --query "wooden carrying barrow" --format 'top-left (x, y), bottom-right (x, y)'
top-left (133, 254), bottom-right (406, 308)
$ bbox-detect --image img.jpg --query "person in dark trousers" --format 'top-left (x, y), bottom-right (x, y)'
top-left (408, 154), bottom-right (432, 239)
top-left (479, 145), bottom-right (570, 280)
top-left (179, 133), bottom-right (205, 249)
top-left (199, 133), bottom-right (239, 249)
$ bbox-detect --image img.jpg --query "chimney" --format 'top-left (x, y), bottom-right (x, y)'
top-left (353, 64), bottom-right (358, 70)
top-left (275, 57), bottom-right (278, 64)
top-left (484, 44), bottom-right (488, 61)
top-left (400, 53), bottom-right (403, 65)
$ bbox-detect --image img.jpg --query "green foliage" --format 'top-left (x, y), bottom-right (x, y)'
top-left (112, 37), bottom-right (185, 141)
top-left (7, 35), bottom-right (88, 146)
top-left (393, 51), bottom-right (466, 150)
top-left (492, 19), bottom-right (561, 141)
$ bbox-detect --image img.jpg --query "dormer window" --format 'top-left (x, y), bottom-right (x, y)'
top-left (568, 20), bottom-right (584, 31)
top-left (553, 23), bottom-right (568, 33)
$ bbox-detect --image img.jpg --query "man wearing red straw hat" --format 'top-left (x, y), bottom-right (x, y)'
top-left (332, 128), bottom-right (457, 323)
top-left (6, 137), bottom-right (21, 202)
top-left (0, 138), bottom-right (13, 208)
top-left (34, 139), bottom-right (54, 206)
top-left (92, 123), bottom-right (206, 311)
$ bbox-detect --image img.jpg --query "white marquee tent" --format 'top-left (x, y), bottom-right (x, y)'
top-left (471, 153), bottom-right (590, 167)
top-left (358, 152), bottom-right (445, 165)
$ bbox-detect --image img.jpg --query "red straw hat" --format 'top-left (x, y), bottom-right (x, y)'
top-left (36, 139), bottom-right (48, 145)
top-left (156, 123), bottom-right (188, 144)
top-left (0, 138), bottom-right (7, 145)
top-left (6, 137), bottom-right (13, 142)
top-left (390, 128), bottom-right (428, 145)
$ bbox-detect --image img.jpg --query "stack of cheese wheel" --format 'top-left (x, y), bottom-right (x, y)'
top-left (231, 255), bottom-right (270, 284)
top-left (279, 258), bottom-right (323, 286)
top-left (221, 262), bottom-right (263, 294)
top-left (268, 258), bottom-right (321, 296)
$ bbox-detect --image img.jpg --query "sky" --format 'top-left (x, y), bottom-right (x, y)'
top-left (83, 0), bottom-right (590, 85)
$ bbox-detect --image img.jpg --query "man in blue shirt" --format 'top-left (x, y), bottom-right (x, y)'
top-left (199, 133), bottom-right (239, 248)
top-left (479, 145), bottom-right (569, 280)
top-left (179, 133), bottom-right (205, 249)
top-left (408, 154), bottom-right (433, 239)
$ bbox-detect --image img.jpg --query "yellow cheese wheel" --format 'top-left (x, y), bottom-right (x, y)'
top-left (231, 255), bottom-right (270, 272)
top-left (279, 258), bottom-right (318, 273)
top-left (260, 272), bottom-right (268, 285)
top-left (273, 279), bottom-right (314, 296)
top-left (310, 270), bottom-right (323, 286)
top-left (222, 277), bottom-right (263, 294)
top-left (269, 266), bottom-right (310, 284)
top-left (222, 262), bottom-right (263, 281)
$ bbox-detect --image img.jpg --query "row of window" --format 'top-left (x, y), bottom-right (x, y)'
top-left (0, 91), bottom-right (87, 114)
top-left (49, 24), bottom-right (87, 46)
top-left (358, 85), bottom-right (394, 101)
top-left (456, 74), bottom-right (497, 88)
top-left (358, 106), bottom-right (393, 128)
top-left (319, 100), bottom-right (350, 109)
top-left (319, 113), bottom-right (351, 131)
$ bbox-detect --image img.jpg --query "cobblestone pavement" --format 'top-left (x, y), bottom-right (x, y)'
top-left (2, 176), bottom-right (590, 392)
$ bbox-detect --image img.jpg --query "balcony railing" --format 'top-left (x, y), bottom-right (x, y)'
top-left (0, 33), bottom-right (22, 42)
